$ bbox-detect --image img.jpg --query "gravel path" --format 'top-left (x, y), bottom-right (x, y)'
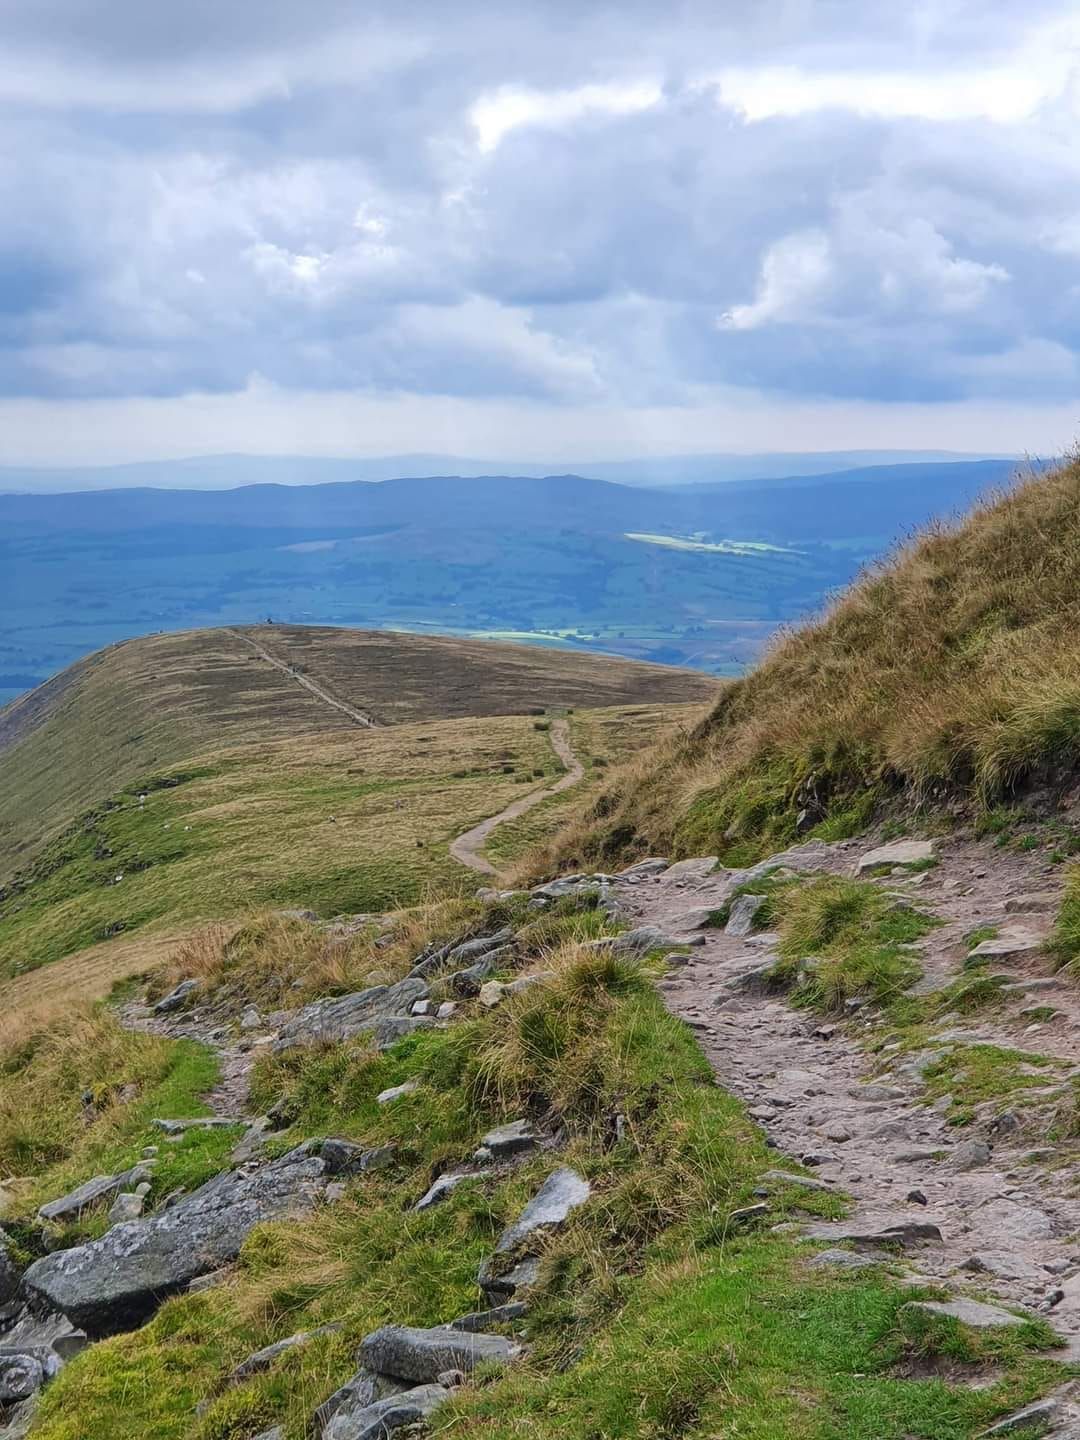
top-left (450, 716), bottom-right (584, 876)
top-left (226, 628), bottom-right (377, 728)
top-left (612, 835), bottom-right (1080, 1366)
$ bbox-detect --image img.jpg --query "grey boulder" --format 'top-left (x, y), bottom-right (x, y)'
top-left (38, 1164), bottom-right (153, 1223)
top-left (726, 893), bottom-right (767, 938)
top-left (358, 1324), bottom-right (521, 1384)
top-left (274, 978), bottom-right (431, 1052)
top-left (22, 1146), bottom-right (334, 1334)
top-left (0, 1354), bottom-right (46, 1404)
top-left (152, 979), bottom-right (198, 1014)
top-left (323, 1383), bottom-right (449, 1440)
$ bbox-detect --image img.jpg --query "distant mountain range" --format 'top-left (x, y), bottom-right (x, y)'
top-left (0, 457), bottom-right (1034, 704)
top-left (0, 448), bottom-right (1016, 493)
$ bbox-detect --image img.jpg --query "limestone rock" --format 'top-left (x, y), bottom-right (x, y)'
top-left (38, 1164), bottom-right (153, 1223)
top-left (903, 1297), bottom-right (1027, 1329)
top-left (663, 858), bottom-right (719, 883)
top-left (726, 894), bottom-right (767, 938)
top-left (231, 1325), bottom-right (337, 1382)
top-left (478, 1256), bottom-right (541, 1302)
top-left (477, 1119), bottom-right (539, 1161)
top-left (358, 1325), bottom-right (521, 1384)
top-left (376, 1081), bottom-right (419, 1106)
top-left (491, 1169), bottom-right (591, 1256)
top-left (969, 929), bottom-right (1048, 962)
top-left (322, 1383), bottom-right (449, 1440)
top-left (948, 1139), bottom-right (991, 1172)
top-left (612, 926), bottom-right (705, 955)
top-left (855, 840), bottom-right (934, 875)
top-left (152, 979), bottom-right (198, 1014)
top-left (0, 1354), bottom-right (46, 1404)
top-left (449, 1303), bottom-right (528, 1332)
top-left (273, 978), bottom-right (430, 1052)
top-left (108, 1193), bottom-right (144, 1224)
top-left (961, 1251), bottom-right (1046, 1284)
top-left (979, 1398), bottom-right (1062, 1435)
top-left (804, 1216), bottom-right (943, 1248)
top-left (414, 1173), bottom-right (470, 1211)
top-left (22, 1146), bottom-right (335, 1334)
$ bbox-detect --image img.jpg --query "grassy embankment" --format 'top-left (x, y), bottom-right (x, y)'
top-left (535, 459), bottom-right (1080, 874)
top-left (0, 895), bottom-right (1065, 1440)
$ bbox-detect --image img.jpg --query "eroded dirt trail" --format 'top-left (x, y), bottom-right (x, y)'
top-left (613, 836), bottom-right (1080, 1368)
top-left (450, 716), bottom-right (584, 875)
top-left (227, 628), bottom-right (378, 728)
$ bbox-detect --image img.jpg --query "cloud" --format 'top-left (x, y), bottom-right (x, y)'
top-left (470, 79), bottom-right (664, 152)
top-left (0, 0), bottom-right (1078, 457)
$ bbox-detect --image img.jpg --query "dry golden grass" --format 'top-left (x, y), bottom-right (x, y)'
top-left (0, 929), bottom-right (202, 1036)
top-left (539, 458), bottom-right (1080, 869)
top-left (0, 625), bottom-right (717, 882)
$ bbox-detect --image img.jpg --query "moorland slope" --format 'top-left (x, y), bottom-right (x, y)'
top-left (538, 456), bottom-right (1080, 874)
top-left (0, 625), bottom-right (716, 883)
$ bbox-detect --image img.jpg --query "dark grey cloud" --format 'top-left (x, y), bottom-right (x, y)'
top-left (0, 0), bottom-right (1077, 414)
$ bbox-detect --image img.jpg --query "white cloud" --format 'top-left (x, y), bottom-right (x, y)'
top-left (470, 79), bottom-right (663, 153)
top-left (720, 230), bottom-right (833, 330)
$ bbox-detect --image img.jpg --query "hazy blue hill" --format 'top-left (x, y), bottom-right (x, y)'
top-left (0, 461), bottom-right (1027, 702)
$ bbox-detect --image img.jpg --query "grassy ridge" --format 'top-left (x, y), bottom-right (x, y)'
top-left (0, 625), bottom-right (718, 883)
top-left (0, 703), bottom-right (702, 985)
top-left (537, 460), bottom-right (1080, 871)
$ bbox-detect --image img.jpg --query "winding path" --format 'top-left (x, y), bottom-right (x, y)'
top-left (227, 629), bottom-right (377, 728)
top-left (618, 834), bottom-right (1080, 1373)
top-left (450, 716), bottom-right (584, 875)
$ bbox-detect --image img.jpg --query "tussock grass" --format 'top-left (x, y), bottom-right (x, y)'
top-left (537, 459), bottom-right (1080, 871)
top-left (769, 876), bottom-right (932, 1013)
top-left (1050, 867), bottom-right (1080, 977)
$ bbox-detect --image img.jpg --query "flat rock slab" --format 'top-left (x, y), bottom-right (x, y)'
top-left (979, 1398), bottom-right (1063, 1435)
top-left (38, 1165), bottom-right (153, 1224)
top-left (1004, 893), bottom-right (1060, 914)
top-left (22, 1146), bottom-right (333, 1335)
top-left (663, 858), bottom-right (719, 883)
top-left (855, 840), bottom-right (934, 875)
top-left (478, 1119), bottom-right (540, 1161)
top-left (273, 978), bottom-right (430, 1052)
top-left (808, 1249), bottom-right (878, 1270)
top-left (358, 1325), bottom-right (520, 1384)
top-left (904, 1298), bottom-right (1028, 1329)
top-left (323, 1383), bottom-right (449, 1440)
top-left (804, 1216), bottom-right (943, 1249)
top-left (974, 1198), bottom-right (1055, 1243)
top-left (962, 1251), bottom-right (1048, 1285)
top-left (492, 1168), bottom-right (591, 1255)
top-left (969, 928), bottom-right (1048, 961)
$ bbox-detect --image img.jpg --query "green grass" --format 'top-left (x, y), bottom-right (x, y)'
top-left (1050, 866), bottom-right (1080, 977)
top-left (920, 1045), bottom-right (1059, 1127)
top-left (768, 876), bottom-right (934, 1014)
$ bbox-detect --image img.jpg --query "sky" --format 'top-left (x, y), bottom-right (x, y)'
top-left (2, 0), bottom-right (1080, 465)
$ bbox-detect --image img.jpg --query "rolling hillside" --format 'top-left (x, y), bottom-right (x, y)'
top-left (0, 626), bottom-right (716, 984)
top-left (1, 462), bottom-right (1024, 700)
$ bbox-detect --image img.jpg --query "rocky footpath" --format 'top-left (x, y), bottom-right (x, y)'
top-left (604, 834), bottom-right (1080, 1432)
top-left (8, 831), bottom-right (1080, 1436)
